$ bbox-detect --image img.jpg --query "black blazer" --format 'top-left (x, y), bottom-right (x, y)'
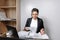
top-left (25, 17), bottom-right (44, 33)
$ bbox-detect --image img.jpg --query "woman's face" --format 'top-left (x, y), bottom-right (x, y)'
top-left (32, 11), bottom-right (38, 19)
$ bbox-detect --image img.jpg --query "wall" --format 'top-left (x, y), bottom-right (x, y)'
top-left (20, 0), bottom-right (60, 40)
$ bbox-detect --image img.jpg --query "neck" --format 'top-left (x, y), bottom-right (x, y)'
top-left (33, 18), bottom-right (37, 20)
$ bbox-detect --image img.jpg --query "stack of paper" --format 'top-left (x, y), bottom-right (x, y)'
top-left (0, 10), bottom-right (15, 21)
top-left (18, 31), bottom-right (49, 39)
top-left (0, 10), bottom-right (6, 19)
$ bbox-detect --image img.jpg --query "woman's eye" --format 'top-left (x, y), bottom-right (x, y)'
top-left (33, 14), bottom-right (37, 15)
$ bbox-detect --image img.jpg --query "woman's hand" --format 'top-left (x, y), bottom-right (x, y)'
top-left (24, 27), bottom-right (30, 31)
top-left (40, 28), bottom-right (45, 35)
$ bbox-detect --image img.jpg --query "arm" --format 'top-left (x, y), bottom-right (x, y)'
top-left (40, 19), bottom-right (45, 35)
top-left (24, 18), bottom-right (30, 31)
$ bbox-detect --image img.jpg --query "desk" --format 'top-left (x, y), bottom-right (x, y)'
top-left (20, 38), bottom-right (48, 40)
top-left (0, 37), bottom-right (48, 40)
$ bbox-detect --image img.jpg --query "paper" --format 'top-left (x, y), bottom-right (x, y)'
top-left (18, 31), bottom-right (29, 38)
top-left (0, 10), bottom-right (12, 21)
top-left (0, 10), bottom-right (6, 19)
top-left (18, 31), bottom-right (49, 39)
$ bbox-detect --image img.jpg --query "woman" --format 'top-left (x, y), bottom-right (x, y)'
top-left (24, 8), bottom-right (45, 35)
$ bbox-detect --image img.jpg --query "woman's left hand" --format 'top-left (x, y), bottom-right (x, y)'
top-left (40, 28), bottom-right (45, 35)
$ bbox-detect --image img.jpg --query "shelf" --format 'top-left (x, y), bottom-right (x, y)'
top-left (0, 19), bottom-right (16, 21)
top-left (0, 6), bottom-right (16, 9)
top-left (0, 20), bottom-right (16, 22)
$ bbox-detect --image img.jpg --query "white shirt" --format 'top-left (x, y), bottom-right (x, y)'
top-left (30, 18), bottom-right (38, 33)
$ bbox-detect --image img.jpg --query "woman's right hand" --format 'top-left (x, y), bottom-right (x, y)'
top-left (24, 27), bottom-right (30, 31)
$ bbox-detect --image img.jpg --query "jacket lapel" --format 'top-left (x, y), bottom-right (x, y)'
top-left (36, 17), bottom-right (40, 33)
top-left (29, 18), bottom-right (32, 27)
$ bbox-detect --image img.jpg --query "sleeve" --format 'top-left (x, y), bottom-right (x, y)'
top-left (25, 18), bottom-right (29, 27)
top-left (41, 19), bottom-right (44, 29)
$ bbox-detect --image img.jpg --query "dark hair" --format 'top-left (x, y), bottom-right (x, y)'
top-left (32, 8), bottom-right (39, 14)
